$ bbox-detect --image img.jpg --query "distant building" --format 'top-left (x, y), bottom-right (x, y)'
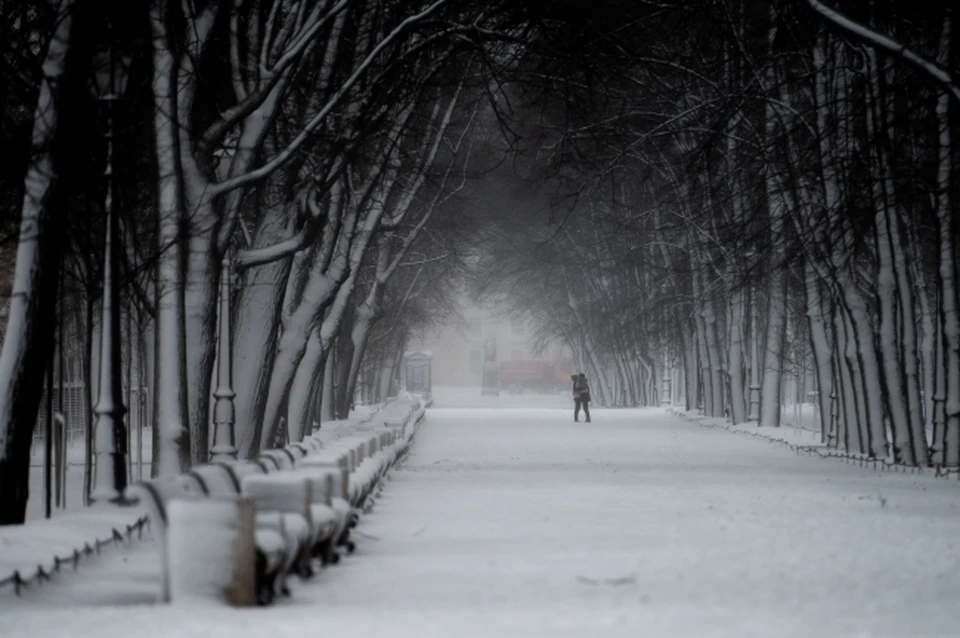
top-left (410, 301), bottom-right (567, 389)
top-left (401, 350), bottom-right (433, 393)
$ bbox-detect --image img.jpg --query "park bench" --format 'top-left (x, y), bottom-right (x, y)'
top-left (240, 470), bottom-right (338, 576)
top-left (186, 463), bottom-right (301, 599)
top-left (299, 434), bottom-right (390, 525)
top-left (125, 473), bottom-right (287, 605)
top-left (383, 419), bottom-right (413, 454)
top-left (296, 455), bottom-right (355, 553)
top-left (327, 438), bottom-right (380, 506)
top-left (290, 440), bottom-right (320, 456)
top-left (314, 441), bottom-right (363, 505)
top-left (353, 437), bottom-right (389, 506)
top-left (192, 461), bottom-right (344, 570)
top-left (348, 436), bottom-right (392, 512)
top-left (121, 400), bottom-right (425, 607)
top-left (258, 448), bottom-right (296, 471)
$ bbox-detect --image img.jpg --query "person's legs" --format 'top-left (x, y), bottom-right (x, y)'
top-left (574, 399), bottom-right (582, 421)
top-left (584, 401), bottom-right (591, 422)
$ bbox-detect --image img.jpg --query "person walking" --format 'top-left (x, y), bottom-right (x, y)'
top-left (572, 372), bottom-right (591, 422)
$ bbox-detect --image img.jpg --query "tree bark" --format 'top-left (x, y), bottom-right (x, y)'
top-left (804, 261), bottom-right (835, 446)
top-left (231, 206), bottom-right (292, 457)
top-left (151, 0), bottom-right (191, 475)
top-left (0, 1), bottom-right (74, 524)
top-left (287, 327), bottom-right (325, 442)
top-left (933, 15), bottom-right (960, 468)
top-left (759, 50), bottom-right (787, 428)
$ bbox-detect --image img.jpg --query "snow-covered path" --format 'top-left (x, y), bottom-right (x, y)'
top-left (2, 388), bottom-right (960, 637)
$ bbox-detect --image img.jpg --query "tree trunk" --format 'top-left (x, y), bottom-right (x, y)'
top-left (932, 295), bottom-right (948, 464)
top-left (695, 312), bottom-right (712, 415)
top-left (151, 1), bottom-right (190, 475)
top-left (934, 15), bottom-right (960, 468)
top-left (0, 2), bottom-right (73, 524)
top-left (854, 305), bottom-right (890, 458)
top-left (288, 327), bottom-right (325, 442)
top-left (344, 303), bottom-right (377, 418)
top-left (835, 310), bottom-right (862, 453)
top-left (320, 350), bottom-right (335, 421)
top-left (758, 14), bottom-right (786, 428)
top-left (261, 257), bottom-right (360, 448)
top-left (259, 309), bottom-right (315, 451)
top-left (804, 261), bottom-right (835, 446)
top-left (182, 239), bottom-right (218, 464)
top-left (682, 324), bottom-right (698, 412)
top-left (917, 273), bottom-right (936, 445)
top-left (866, 52), bottom-right (924, 465)
top-left (758, 280), bottom-right (786, 427)
top-left (231, 210), bottom-right (292, 457)
top-left (690, 257), bottom-right (714, 416)
top-left (332, 306), bottom-right (357, 419)
top-left (727, 287), bottom-right (748, 423)
top-left (874, 213), bottom-right (911, 461)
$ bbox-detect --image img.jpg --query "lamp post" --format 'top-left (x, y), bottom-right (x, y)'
top-left (90, 33), bottom-right (132, 504)
top-left (210, 252), bottom-right (238, 461)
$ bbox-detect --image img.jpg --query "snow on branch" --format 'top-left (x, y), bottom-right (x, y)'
top-left (806, 0), bottom-right (960, 103)
top-left (210, 0), bottom-right (452, 197)
top-left (204, 0), bottom-right (350, 152)
top-left (234, 230), bottom-right (310, 271)
top-left (233, 182), bottom-right (326, 271)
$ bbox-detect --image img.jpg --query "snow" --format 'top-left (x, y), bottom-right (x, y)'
top-left (672, 409), bottom-right (827, 449)
top-left (3, 386), bottom-right (960, 637)
top-left (0, 504), bottom-right (148, 590)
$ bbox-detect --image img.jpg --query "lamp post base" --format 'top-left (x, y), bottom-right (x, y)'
top-left (210, 444), bottom-right (239, 463)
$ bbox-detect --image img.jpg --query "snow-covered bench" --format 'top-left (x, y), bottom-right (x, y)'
top-left (187, 463), bottom-right (300, 601)
top-left (122, 397), bottom-right (427, 607)
top-left (296, 455), bottom-right (356, 553)
top-left (125, 473), bottom-right (287, 605)
top-left (192, 462), bottom-right (345, 569)
top-left (240, 472), bottom-right (336, 577)
top-left (322, 436), bottom-right (385, 506)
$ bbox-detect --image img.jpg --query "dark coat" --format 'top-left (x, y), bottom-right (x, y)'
top-left (573, 376), bottom-right (590, 402)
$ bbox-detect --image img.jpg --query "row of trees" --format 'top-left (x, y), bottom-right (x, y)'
top-left (474, 1), bottom-right (960, 469)
top-left (0, 0), bottom-right (512, 524)
top-left (3, 0), bottom-right (959, 524)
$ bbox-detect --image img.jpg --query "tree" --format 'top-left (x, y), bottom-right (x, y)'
top-left (0, 0), bottom-right (75, 524)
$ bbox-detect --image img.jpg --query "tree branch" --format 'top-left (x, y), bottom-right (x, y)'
top-left (806, 0), bottom-right (960, 103)
top-left (209, 0), bottom-right (452, 197)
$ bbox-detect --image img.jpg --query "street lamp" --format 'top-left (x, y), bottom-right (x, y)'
top-left (210, 252), bottom-right (238, 462)
top-left (89, 37), bottom-right (132, 504)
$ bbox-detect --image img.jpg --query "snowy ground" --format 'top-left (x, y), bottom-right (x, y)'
top-left (675, 410), bottom-right (827, 448)
top-left (3, 386), bottom-right (960, 637)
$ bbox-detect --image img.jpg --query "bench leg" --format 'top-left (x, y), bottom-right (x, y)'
top-left (255, 551), bottom-right (278, 606)
top-left (295, 544), bottom-right (314, 579)
top-left (316, 538), bottom-right (340, 566)
top-left (336, 527), bottom-right (356, 554)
